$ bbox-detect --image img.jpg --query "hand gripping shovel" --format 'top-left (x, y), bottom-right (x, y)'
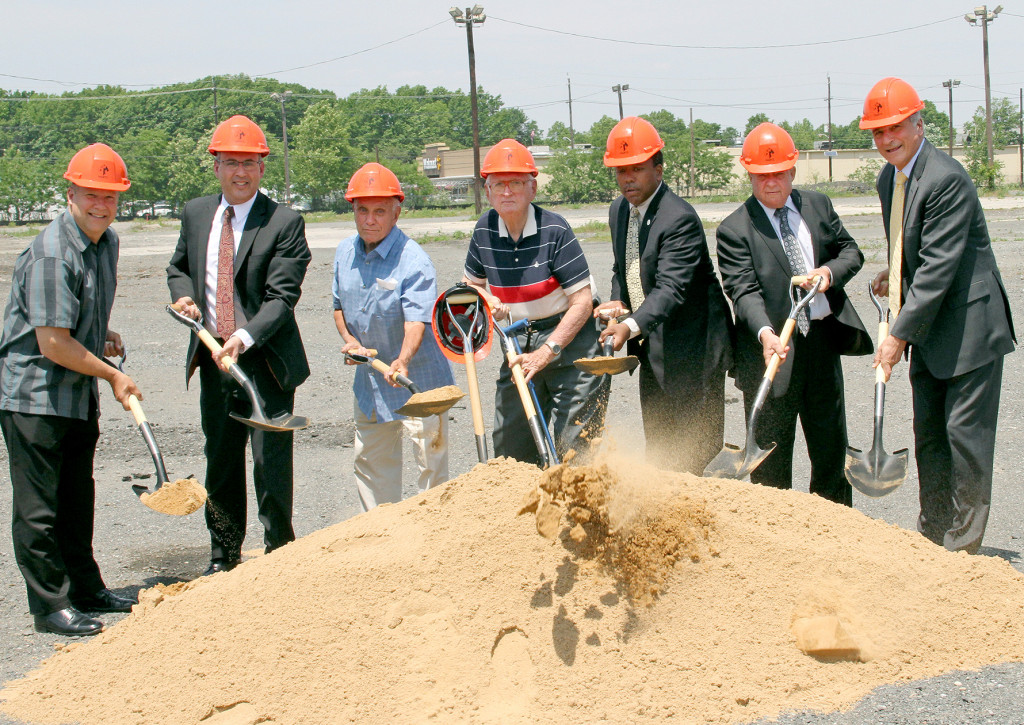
top-left (431, 284), bottom-right (494, 462)
top-left (844, 283), bottom-right (909, 497)
top-left (704, 275), bottom-right (823, 480)
top-left (167, 303), bottom-right (309, 432)
top-left (495, 325), bottom-right (555, 468)
top-left (573, 313), bottom-right (640, 376)
top-left (344, 349), bottom-right (465, 417)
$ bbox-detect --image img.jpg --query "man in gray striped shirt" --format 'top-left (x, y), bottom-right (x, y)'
top-left (0, 143), bottom-right (143, 636)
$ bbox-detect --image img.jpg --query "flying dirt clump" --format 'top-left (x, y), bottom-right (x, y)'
top-left (520, 459), bottom-right (716, 602)
top-left (139, 476), bottom-right (207, 516)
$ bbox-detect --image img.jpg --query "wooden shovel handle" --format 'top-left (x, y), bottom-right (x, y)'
top-left (875, 319), bottom-right (889, 384)
top-left (506, 352), bottom-right (539, 418)
top-left (765, 317), bottom-right (797, 381)
top-left (195, 328), bottom-right (237, 371)
top-left (464, 354), bottom-right (486, 437)
top-left (791, 274), bottom-right (823, 286)
top-left (127, 394), bottom-right (146, 426)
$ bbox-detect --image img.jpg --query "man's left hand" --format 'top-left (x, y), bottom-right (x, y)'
top-left (509, 346), bottom-right (554, 383)
top-left (215, 335), bottom-right (245, 373)
top-left (873, 333), bottom-right (907, 382)
top-left (599, 322), bottom-right (630, 352)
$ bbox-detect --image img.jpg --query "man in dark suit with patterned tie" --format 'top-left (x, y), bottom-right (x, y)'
top-left (716, 123), bottom-right (872, 505)
top-left (167, 115), bottom-right (311, 575)
top-left (597, 117), bottom-right (734, 475)
top-left (860, 78), bottom-right (1015, 552)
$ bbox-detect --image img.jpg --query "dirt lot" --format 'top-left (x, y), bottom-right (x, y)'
top-left (0, 194), bottom-right (1022, 723)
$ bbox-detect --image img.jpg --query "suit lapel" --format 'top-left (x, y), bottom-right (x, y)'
top-left (746, 196), bottom-right (792, 276)
top-left (904, 140), bottom-right (930, 229)
top-left (639, 183), bottom-right (667, 256)
top-left (613, 197), bottom-right (629, 265)
top-left (234, 192), bottom-right (266, 278)
top-left (790, 189), bottom-right (820, 266)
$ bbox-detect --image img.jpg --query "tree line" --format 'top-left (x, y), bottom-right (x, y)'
top-left (1, 74), bottom-right (1020, 221)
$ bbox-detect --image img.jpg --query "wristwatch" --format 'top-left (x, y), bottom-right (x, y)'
top-left (543, 340), bottom-right (562, 358)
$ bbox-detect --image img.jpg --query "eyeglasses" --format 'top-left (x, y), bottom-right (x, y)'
top-left (486, 179), bottom-right (529, 193)
top-left (219, 159), bottom-right (261, 171)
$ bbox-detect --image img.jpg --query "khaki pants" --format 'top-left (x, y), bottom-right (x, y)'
top-left (353, 400), bottom-right (449, 511)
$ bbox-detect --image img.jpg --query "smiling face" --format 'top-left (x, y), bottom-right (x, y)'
top-left (614, 158), bottom-right (663, 206)
top-left (67, 184), bottom-right (119, 243)
top-left (871, 113), bottom-right (925, 171)
top-left (214, 152), bottom-right (265, 206)
top-left (353, 196), bottom-right (402, 247)
top-left (749, 167), bottom-right (796, 210)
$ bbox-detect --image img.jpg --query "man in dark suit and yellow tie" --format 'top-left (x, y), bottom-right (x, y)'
top-left (716, 123), bottom-right (872, 505)
top-left (167, 115), bottom-right (311, 575)
top-left (860, 78), bottom-right (1015, 553)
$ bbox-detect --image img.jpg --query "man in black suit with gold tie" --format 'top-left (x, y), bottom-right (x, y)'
top-left (167, 115), bottom-right (311, 575)
top-left (716, 123), bottom-right (872, 505)
top-left (860, 78), bottom-right (1015, 553)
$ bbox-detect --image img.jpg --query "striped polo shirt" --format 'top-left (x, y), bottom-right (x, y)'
top-left (464, 204), bottom-right (591, 322)
top-left (0, 210), bottom-right (118, 420)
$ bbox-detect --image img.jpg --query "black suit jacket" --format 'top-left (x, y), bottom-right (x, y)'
top-left (167, 192), bottom-right (311, 391)
top-left (716, 189), bottom-right (872, 395)
top-left (879, 139), bottom-right (1015, 379)
top-left (609, 183), bottom-right (734, 395)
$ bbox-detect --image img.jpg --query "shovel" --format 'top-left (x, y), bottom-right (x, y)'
top-left (104, 352), bottom-right (206, 515)
top-left (574, 310), bottom-right (639, 375)
top-left (167, 303), bottom-right (309, 432)
top-left (704, 275), bottom-right (823, 480)
top-left (494, 326), bottom-right (554, 468)
top-left (344, 349), bottom-right (465, 417)
top-left (844, 283), bottom-right (909, 497)
top-left (444, 293), bottom-right (489, 462)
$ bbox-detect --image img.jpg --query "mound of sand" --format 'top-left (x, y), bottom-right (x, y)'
top-left (3, 456), bottom-right (1024, 724)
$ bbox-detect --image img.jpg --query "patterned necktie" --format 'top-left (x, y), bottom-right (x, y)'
top-left (775, 206), bottom-right (810, 335)
top-left (624, 206), bottom-right (645, 308)
top-left (216, 206), bottom-right (236, 339)
top-left (888, 172), bottom-right (908, 319)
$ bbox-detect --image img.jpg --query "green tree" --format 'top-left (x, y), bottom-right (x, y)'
top-left (744, 113), bottom-right (771, 137)
top-left (544, 148), bottom-right (617, 203)
top-left (290, 101), bottom-right (358, 210)
top-left (963, 99), bottom-right (1018, 188)
top-left (0, 149), bottom-right (59, 223)
top-left (662, 142), bottom-right (734, 195)
top-left (542, 121), bottom-right (574, 149)
top-left (779, 119), bottom-right (817, 150)
top-left (116, 128), bottom-right (171, 210)
top-left (166, 133), bottom-right (218, 208)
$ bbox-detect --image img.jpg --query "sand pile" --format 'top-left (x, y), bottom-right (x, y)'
top-left (139, 477), bottom-right (207, 516)
top-left (3, 456), bottom-right (1024, 724)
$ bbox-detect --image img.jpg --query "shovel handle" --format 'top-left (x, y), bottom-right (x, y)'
top-left (194, 328), bottom-right (237, 370)
top-left (791, 274), bottom-right (822, 286)
top-left (445, 293), bottom-right (485, 305)
top-left (874, 318), bottom-right (890, 384)
top-left (127, 394), bottom-right (147, 426)
top-left (764, 317), bottom-right (797, 381)
top-left (368, 357), bottom-right (416, 390)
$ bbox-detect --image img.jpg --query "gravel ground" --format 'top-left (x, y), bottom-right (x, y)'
top-left (0, 195), bottom-right (1022, 723)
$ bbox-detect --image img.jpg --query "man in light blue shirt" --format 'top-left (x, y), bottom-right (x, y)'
top-left (333, 163), bottom-right (454, 510)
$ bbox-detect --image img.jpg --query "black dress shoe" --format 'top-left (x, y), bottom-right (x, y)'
top-left (71, 588), bottom-right (137, 613)
top-left (34, 607), bottom-right (103, 636)
top-left (202, 559), bottom-right (240, 576)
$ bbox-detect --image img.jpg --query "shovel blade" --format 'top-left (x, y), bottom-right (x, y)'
top-left (230, 411), bottom-right (309, 432)
top-left (703, 440), bottom-right (776, 480)
top-left (573, 355), bottom-right (640, 376)
top-left (844, 445), bottom-right (909, 497)
top-left (394, 386), bottom-right (466, 417)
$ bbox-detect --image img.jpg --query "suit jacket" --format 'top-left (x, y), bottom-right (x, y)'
top-left (167, 192), bottom-right (311, 391)
top-left (716, 189), bottom-right (872, 395)
top-left (879, 139), bottom-right (1015, 379)
top-left (609, 183), bottom-right (734, 395)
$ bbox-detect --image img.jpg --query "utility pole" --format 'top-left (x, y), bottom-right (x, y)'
top-left (451, 6), bottom-right (486, 214)
top-left (567, 76), bottom-right (575, 149)
top-left (942, 79), bottom-right (961, 156)
top-left (612, 84), bottom-right (629, 120)
top-left (826, 74), bottom-right (833, 183)
top-left (1019, 88), bottom-right (1023, 186)
top-left (689, 108), bottom-right (695, 197)
top-left (966, 4), bottom-right (1002, 170)
top-left (212, 77), bottom-right (219, 125)
top-left (271, 91), bottom-right (293, 207)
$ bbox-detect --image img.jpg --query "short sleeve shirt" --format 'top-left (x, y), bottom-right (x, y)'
top-left (333, 225), bottom-right (454, 422)
top-left (464, 204), bottom-right (591, 322)
top-left (0, 210), bottom-right (118, 420)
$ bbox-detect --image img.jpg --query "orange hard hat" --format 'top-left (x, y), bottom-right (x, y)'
top-left (63, 143), bottom-right (131, 191)
top-left (345, 162), bottom-right (404, 202)
top-left (208, 115), bottom-right (270, 157)
top-left (739, 123), bottom-right (799, 174)
top-left (431, 284), bottom-right (494, 363)
top-left (480, 139), bottom-right (537, 178)
top-left (603, 116), bottom-right (665, 167)
top-left (859, 78), bottom-right (925, 130)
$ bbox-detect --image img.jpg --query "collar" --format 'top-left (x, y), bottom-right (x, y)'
top-left (755, 195), bottom-right (798, 222)
top-left (630, 182), bottom-right (663, 219)
top-left (359, 224), bottom-right (404, 259)
top-left (217, 192), bottom-right (258, 222)
top-left (896, 140), bottom-right (925, 180)
top-left (496, 204), bottom-right (538, 241)
top-left (60, 209), bottom-right (110, 252)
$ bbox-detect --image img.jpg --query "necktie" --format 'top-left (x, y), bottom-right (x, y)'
top-left (625, 206), bottom-right (645, 308)
top-left (775, 206), bottom-right (810, 335)
top-left (216, 206), bottom-right (236, 339)
top-left (888, 172), bottom-right (908, 319)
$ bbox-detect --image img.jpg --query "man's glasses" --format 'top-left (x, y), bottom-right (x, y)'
top-left (486, 180), bottom-right (529, 193)
top-left (219, 159), bottom-right (261, 171)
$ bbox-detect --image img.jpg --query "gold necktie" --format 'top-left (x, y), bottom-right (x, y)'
top-left (625, 206), bottom-right (645, 308)
top-left (888, 172), bottom-right (907, 319)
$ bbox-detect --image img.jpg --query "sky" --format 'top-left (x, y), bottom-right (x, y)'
top-left (2, 0), bottom-right (1022, 138)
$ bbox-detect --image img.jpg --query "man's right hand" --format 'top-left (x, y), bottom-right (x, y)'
top-left (109, 371), bottom-right (143, 411)
top-left (593, 300), bottom-right (629, 322)
top-left (173, 296), bottom-right (201, 320)
top-left (759, 330), bottom-right (789, 368)
top-left (871, 269), bottom-right (889, 298)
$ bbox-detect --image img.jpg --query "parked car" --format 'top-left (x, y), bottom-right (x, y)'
top-left (136, 202), bottom-right (174, 220)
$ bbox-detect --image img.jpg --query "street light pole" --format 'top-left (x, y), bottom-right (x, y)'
top-left (612, 84), bottom-right (629, 120)
top-left (966, 5), bottom-right (1002, 168)
top-left (271, 90), bottom-right (293, 207)
top-left (942, 79), bottom-right (961, 156)
top-left (451, 6), bottom-right (486, 215)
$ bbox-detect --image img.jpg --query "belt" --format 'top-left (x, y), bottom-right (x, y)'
top-left (527, 312), bottom-right (564, 332)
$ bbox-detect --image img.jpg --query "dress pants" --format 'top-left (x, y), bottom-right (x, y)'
top-left (639, 362), bottom-right (725, 476)
top-left (198, 351), bottom-right (295, 561)
top-left (493, 318), bottom-right (607, 466)
top-left (1, 409), bottom-right (106, 615)
top-left (911, 353), bottom-right (1003, 554)
top-left (353, 399), bottom-right (449, 511)
top-left (743, 320), bottom-right (852, 506)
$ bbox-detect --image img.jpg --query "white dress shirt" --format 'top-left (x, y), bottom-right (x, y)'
top-left (204, 193), bottom-right (257, 349)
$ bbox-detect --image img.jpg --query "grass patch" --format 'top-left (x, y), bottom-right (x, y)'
top-left (414, 230), bottom-right (470, 245)
top-left (0, 224), bottom-right (45, 238)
